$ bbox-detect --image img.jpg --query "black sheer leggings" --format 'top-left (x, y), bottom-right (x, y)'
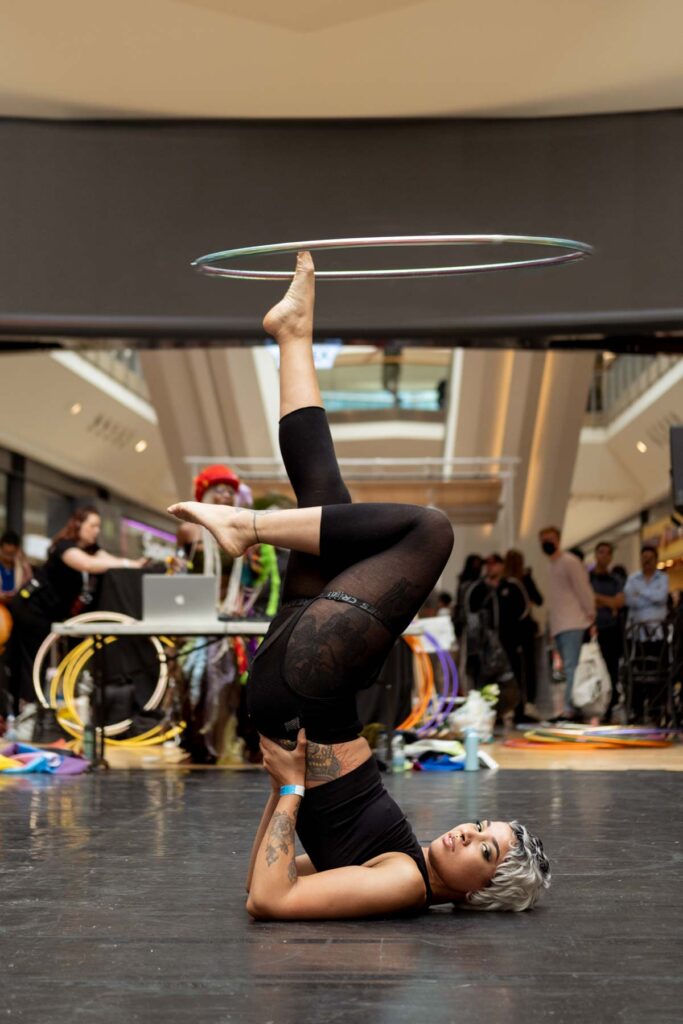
top-left (279, 407), bottom-right (454, 701)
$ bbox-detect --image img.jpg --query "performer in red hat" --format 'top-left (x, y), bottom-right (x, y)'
top-left (193, 464), bottom-right (241, 505)
top-left (176, 464), bottom-right (241, 583)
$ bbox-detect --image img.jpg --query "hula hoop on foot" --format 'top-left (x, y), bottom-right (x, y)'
top-left (191, 234), bottom-right (593, 281)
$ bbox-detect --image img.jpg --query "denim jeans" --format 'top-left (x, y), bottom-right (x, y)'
top-left (555, 628), bottom-right (585, 714)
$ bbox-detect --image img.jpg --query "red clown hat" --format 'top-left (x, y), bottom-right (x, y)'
top-left (194, 464), bottom-right (240, 502)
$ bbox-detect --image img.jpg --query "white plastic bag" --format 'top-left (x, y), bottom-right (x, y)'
top-left (447, 690), bottom-right (497, 742)
top-left (420, 615), bottom-right (456, 652)
top-left (572, 641), bottom-right (611, 715)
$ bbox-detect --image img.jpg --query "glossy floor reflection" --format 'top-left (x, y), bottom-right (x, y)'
top-left (1, 768), bottom-right (680, 1024)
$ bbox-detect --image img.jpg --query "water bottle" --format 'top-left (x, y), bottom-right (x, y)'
top-left (464, 728), bottom-right (479, 771)
top-left (391, 733), bottom-right (406, 774)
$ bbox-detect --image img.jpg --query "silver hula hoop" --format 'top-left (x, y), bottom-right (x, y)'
top-left (191, 234), bottom-right (593, 281)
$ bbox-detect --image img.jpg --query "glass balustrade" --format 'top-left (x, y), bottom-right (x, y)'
top-left (80, 348), bottom-right (150, 400)
top-left (585, 353), bottom-right (681, 425)
top-left (306, 343), bottom-right (451, 417)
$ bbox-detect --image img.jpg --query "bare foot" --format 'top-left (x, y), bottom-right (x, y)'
top-left (263, 250), bottom-right (315, 340)
top-left (167, 501), bottom-right (254, 558)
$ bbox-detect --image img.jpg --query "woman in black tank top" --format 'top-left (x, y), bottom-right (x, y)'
top-left (169, 253), bottom-right (550, 920)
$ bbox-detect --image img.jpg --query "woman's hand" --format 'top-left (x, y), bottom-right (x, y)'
top-left (260, 730), bottom-right (306, 790)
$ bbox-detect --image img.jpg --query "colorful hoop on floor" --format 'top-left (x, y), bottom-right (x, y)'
top-left (191, 234), bottom-right (593, 281)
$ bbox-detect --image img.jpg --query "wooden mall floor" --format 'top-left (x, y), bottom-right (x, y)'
top-left (2, 760), bottom-right (681, 1024)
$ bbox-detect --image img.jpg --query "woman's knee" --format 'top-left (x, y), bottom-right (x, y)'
top-left (418, 507), bottom-right (454, 559)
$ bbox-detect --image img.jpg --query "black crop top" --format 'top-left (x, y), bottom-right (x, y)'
top-left (296, 756), bottom-right (433, 912)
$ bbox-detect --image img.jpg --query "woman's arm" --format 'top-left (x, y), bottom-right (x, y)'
top-left (247, 732), bottom-right (307, 907)
top-left (245, 787), bottom-right (280, 893)
top-left (595, 592), bottom-right (625, 611)
top-left (247, 733), bottom-right (425, 921)
top-left (523, 572), bottom-right (544, 607)
top-left (61, 548), bottom-right (145, 574)
top-left (247, 790), bottom-right (304, 913)
top-left (247, 841), bottom-right (424, 921)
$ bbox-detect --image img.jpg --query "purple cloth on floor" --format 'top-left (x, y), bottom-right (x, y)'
top-left (0, 742), bottom-right (90, 774)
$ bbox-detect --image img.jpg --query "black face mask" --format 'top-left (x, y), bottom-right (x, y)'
top-left (541, 540), bottom-right (557, 556)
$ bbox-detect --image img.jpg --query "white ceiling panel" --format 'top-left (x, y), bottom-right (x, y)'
top-left (0, 0), bottom-right (681, 119)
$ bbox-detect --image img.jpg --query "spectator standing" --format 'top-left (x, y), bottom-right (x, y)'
top-left (623, 546), bottom-right (669, 722)
top-left (467, 554), bottom-right (520, 715)
top-left (452, 553), bottom-right (483, 639)
top-left (503, 549), bottom-right (544, 720)
top-left (465, 554), bottom-right (504, 629)
top-left (436, 591), bottom-right (453, 617)
top-left (624, 546), bottom-right (669, 637)
top-left (539, 526), bottom-right (595, 720)
top-left (589, 541), bottom-right (625, 722)
top-left (496, 556), bottom-right (530, 721)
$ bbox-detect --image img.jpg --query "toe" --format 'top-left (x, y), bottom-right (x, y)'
top-left (297, 250), bottom-right (315, 273)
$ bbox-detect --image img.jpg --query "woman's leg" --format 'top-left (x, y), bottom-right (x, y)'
top-left (264, 252), bottom-right (351, 602)
top-left (170, 252), bottom-right (351, 597)
top-left (284, 502), bottom-right (454, 698)
top-left (262, 251), bottom-right (322, 421)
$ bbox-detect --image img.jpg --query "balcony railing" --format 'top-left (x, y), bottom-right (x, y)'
top-left (585, 354), bottom-right (681, 425)
top-left (80, 348), bottom-right (150, 400)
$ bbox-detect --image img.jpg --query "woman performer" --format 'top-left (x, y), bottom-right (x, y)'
top-left (169, 252), bottom-right (550, 920)
top-left (9, 507), bottom-right (146, 713)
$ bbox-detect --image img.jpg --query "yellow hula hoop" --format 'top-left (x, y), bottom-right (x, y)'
top-left (37, 611), bottom-right (172, 735)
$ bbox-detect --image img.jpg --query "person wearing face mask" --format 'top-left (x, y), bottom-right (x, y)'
top-left (538, 526), bottom-right (595, 721)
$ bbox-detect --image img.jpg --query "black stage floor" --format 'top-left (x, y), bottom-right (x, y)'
top-left (2, 768), bottom-right (680, 1024)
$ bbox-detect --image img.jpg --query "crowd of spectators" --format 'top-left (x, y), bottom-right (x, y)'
top-left (2, 510), bottom-right (681, 735)
top-left (453, 528), bottom-right (679, 725)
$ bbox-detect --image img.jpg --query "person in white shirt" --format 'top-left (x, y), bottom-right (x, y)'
top-left (539, 525), bottom-right (595, 720)
top-left (624, 545), bottom-right (669, 637)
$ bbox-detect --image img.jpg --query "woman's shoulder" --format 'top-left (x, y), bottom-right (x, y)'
top-left (48, 539), bottom-right (78, 560)
top-left (361, 851), bottom-right (430, 904)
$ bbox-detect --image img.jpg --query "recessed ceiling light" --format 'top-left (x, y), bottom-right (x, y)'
top-left (134, 440), bottom-right (148, 453)
top-left (69, 402), bottom-right (82, 415)
top-left (636, 441), bottom-right (648, 453)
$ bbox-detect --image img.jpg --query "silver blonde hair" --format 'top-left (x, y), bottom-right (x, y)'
top-left (464, 821), bottom-right (551, 912)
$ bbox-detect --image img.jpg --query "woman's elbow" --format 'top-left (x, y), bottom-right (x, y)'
top-left (246, 894), bottom-right (276, 920)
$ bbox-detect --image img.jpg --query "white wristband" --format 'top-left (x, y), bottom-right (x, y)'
top-left (280, 784), bottom-right (305, 798)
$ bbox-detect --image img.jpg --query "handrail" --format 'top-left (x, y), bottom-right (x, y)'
top-left (184, 454), bottom-right (520, 481)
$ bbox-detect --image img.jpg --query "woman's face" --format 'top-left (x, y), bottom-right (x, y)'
top-left (79, 514), bottom-right (101, 547)
top-left (205, 484), bottom-right (236, 507)
top-left (429, 820), bottom-right (514, 898)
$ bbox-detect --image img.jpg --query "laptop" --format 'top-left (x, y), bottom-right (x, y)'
top-left (142, 574), bottom-right (219, 626)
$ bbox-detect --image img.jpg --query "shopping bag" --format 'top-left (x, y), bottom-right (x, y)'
top-left (572, 641), bottom-right (611, 715)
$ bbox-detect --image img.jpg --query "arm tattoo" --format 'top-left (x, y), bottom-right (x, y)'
top-left (265, 811), bottom-right (296, 869)
top-left (306, 741), bottom-right (342, 782)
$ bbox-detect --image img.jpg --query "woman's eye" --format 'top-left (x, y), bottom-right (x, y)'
top-left (476, 821), bottom-right (483, 832)
top-left (482, 844), bottom-right (491, 861)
